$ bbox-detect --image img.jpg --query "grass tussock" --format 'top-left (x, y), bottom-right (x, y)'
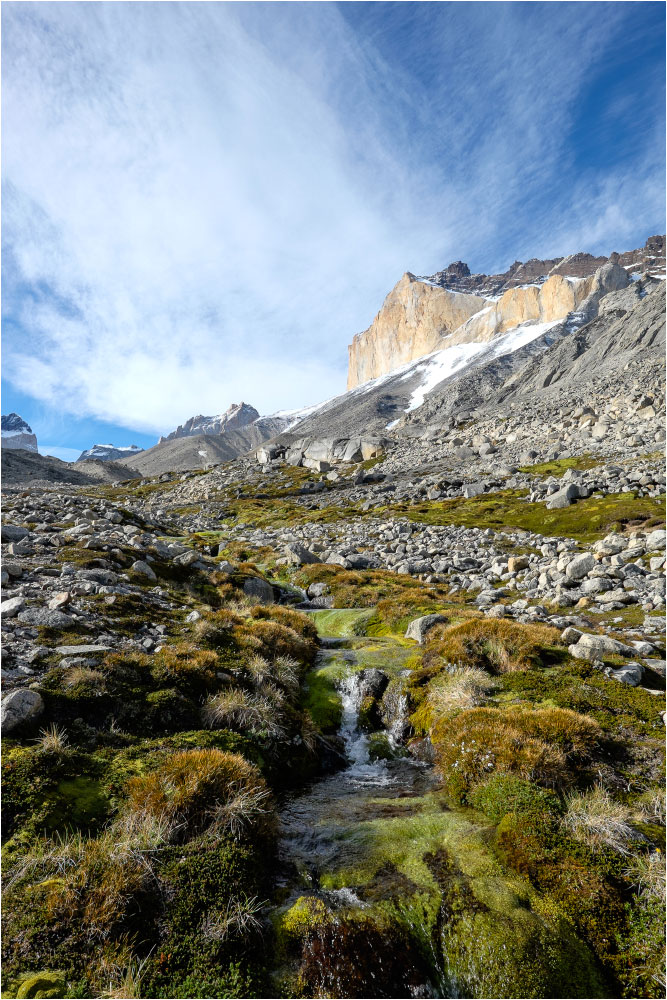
top-left (203, 687), bottom-right (286, 739)
top-left (150, 642), bottom-right (219, 696)
top-left (423, 618), bottom-right (561, 674)
top-left (411, 668), bottom-right (496, 734)
top-left (125, 748), bottom-right (270, 842)
top-left (563, 785), bottom-right (637, 854)
top-left (432, 705), bottom-right (602, 800)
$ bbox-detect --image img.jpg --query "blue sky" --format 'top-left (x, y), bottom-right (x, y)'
top-left (2, 1), bottom-right (665, 460)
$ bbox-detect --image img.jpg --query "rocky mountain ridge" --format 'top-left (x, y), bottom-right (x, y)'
top-left (1, 413), bottom-right (38, 453)
top-left (76, 443), bottom-right (144, 463)
top-left (158, 401), bottom-right (260, 443)
top-left (348, 235), bottom-right (665, 388)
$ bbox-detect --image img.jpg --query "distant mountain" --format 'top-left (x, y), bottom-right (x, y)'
top-left (77, 443), bottom-right (144, 463)
top-left (1, 413), bottom-right (38, 452)
top-left (159, 402), bottom-right (260, 443)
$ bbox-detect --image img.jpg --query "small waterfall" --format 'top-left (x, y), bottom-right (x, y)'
top-left (338, 673), bottom-right (392, 786)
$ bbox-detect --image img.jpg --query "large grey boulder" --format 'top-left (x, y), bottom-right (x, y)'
top-left (646, 529), bottom-right (666, 550)
top-left (1, 524), bottom-right (29, 543)
top-left (546, 483), bottom-right (580, 510)
top-left (565, 552), bottom-right (595, 581)
top-left (243, 577), bottom-right (275, 604)
top-left (285, 543), bottom-right (321, 566)
top-left (569, 633), bottom-right (633, 660)
top-left (17, 608), bottom-right (74, 629)
top-left (607, 662), bottom-right (643, 686)
top-left (131, 560), bottom-right (158, 580)
top-left (463, 482), bottom-right (485, 498)
top-left (405, 614), bottom-right (448, 644)
top-left (2, 689), bottom-right (44, 733)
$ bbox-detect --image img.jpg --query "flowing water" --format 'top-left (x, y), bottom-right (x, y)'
top-left (273, 615), bottom-right (444, 997)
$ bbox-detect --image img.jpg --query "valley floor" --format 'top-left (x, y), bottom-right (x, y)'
top-left (1, 419), bottom-right (665, 999)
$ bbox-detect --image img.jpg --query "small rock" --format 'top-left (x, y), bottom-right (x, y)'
top-left (1, 595), bottom-right (25, 619)
top-left (405, 614), bottom-right (448, 644)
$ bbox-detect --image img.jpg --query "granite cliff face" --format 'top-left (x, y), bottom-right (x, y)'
top-left (347, 276), bottom-right (487, 389)
top-left (347, 237), bottom-right (662, 389)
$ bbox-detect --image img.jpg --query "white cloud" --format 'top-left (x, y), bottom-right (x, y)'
top-left (2, 3), bottom-right (664, 434)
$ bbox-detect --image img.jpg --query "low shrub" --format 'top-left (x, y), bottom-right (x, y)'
top-left (469, 774), bottom-right (564, 823)
top-left (432, 706), bottom-right (602, 800)
top-left (423, 618), bottom-right (561, 674)
top-left (150, 643), bottom-right (219, 697)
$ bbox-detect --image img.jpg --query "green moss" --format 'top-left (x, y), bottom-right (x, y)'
top-left (301, 666), bottom-right (343, 733)
top-left (518, 455), bottom-right (601, 477)
top-left (468, 774), bottom-right (564, 823)
top-left (14, 972), bottom-right (66, 999)
top-left (309, 609), bottom-right (374, 638)
top-left (375, 490), bottom-right (665, 542)
top-left (367, 733), bottom-right (406, 761)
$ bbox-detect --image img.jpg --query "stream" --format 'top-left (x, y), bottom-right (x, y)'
top-left (272, 611), bottom-right (444, 997)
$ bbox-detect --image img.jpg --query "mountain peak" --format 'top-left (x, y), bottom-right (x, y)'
top-left (1, 413), bottom-right (38, 452)
top-left (159, 401), bottom-right (261, 444)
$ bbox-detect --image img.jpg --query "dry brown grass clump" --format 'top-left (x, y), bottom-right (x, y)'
top-left (564, 785), bottom-right (637, 854)
top-left (234, 618), bottom-right (316, 664)
top-left (125, 748), bottom-right (269, 841)
top-left (248, 604), bottom-right (319, 642)
top-left (203, 687), bottom-right (286, 738)
top-left (423, 618), bottom-right (561, 674)
top-left (410, 668), bottom-right (496, 733)
top-left (432, 705), bottom-right (602, 799)
top-left (62, 666), bottom-right (106, 690)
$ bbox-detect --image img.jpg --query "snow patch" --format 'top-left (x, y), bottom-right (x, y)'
top-left (402, 319), bottom-right (562, 413)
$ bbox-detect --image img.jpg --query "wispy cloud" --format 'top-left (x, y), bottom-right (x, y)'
top-left (2, 2), bottom-right (664, 434)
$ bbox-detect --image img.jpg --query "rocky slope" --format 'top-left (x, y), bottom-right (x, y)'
top-left (1, 413), bottom-right (38, 453)
top-left (348, 236), bottom-right (664, 388)
top-left (2, 449), bottom-right (141, 487)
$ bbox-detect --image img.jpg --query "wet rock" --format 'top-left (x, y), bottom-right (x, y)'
top-left (243, 576), bottom-right (275, 604)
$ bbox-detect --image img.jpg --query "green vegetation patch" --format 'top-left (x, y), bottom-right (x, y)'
top-left (518, 455), bottom-right (601, 477)
top-left (377, 490), bottom-right (665, 542)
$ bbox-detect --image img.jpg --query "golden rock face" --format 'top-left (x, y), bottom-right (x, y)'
top-left (346, 263), bottom-right (629, 390)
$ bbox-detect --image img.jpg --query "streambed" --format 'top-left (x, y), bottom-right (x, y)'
top-left (269, 609), bottom-right (608, 1000)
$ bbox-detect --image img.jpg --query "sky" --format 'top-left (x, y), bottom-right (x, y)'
top-left (2, 1), bottom-right (665, 460)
